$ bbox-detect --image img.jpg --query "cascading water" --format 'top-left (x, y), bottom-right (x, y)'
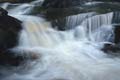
top-left (81, 12), bottom-right (114, 42)
top-left (0, 0), bottom-right (120, 80)
top-left (60, 12), bottom-right (96, 29)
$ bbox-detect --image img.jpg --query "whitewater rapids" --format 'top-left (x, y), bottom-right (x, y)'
top-left (1, 0), bottom-right (120, 80)
top-left (1, 14), bottom-right (118, 80)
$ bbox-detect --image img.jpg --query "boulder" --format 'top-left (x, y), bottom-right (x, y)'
top-left (0, 7), bottom-right (22, 50)
top-left (101, 43), bottom-right (120, 57)
top-left (114, 25), bottom-right (120, 44)
top-left (0, 7), bottom-right (23, 66)
top-left (0, 50), bottom-right (24, 66)
top-left (102, 43), bottom-right (120, 53)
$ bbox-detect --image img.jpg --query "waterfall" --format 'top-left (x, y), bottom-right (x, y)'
top-left (1, 0), bottom-right (120, 80)
top-left (61, 12), bottom-right (114, 42)
top-left (65, 12), bottom-right (96, 29)
top-left (81, 12), bottom-right (114, 41)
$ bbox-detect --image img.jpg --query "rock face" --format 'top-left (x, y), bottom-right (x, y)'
top-left (0, 0), bottom-right (34, 3)
top-left (0, 7), bottom-right (23, 66)
top-left (42, 0), bottom-right (83, 8)
top-left (0, 7), bottom-right (22, 50)
top-left (114, 25), bottom-right (120, 44)
top-left (42, 0), bottom-right (120, 9)
top-left (41, 0), bottom-right (85, 30)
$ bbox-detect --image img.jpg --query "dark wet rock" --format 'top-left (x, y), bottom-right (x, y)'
top-left (113, 24), bottom-right (120, 44)
top-left (0, 7), bottom-right (8, 16)
top-left (102, 43), bottom-right (120, 53)
top-left (42, 0), bottom-right (120, 9)
top-left (0, 49), bottom-right (39, 66)
top-left (40, 0), bottom-right (85, 21)
top-left (82, 2), bottom-right (120, 14)
top-left (0, 8), bottom-right (23, 66)
top-left (42, 0), bottom-right (84, 8)
top-left (101, 43), bottom-right (120, 57)
top-left (0, 0), bottom-right (34, 3)
top-left (92, 0), bottom-right (120, 2)
top-left (45, 8), bottom-right (84, 30)
top-left (0, 8), bottom-right (22, 50)
top-left (31, 7), bottom-right (83, 19)
top-left (112, 12), bottom-right (120, 24)
top-left (0, 50), bottom-right (24, 66)
top-left (32, 1), bottom-right (120, 19)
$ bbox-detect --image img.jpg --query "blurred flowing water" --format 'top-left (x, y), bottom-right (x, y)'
top-left (0, 0), bottom-right (120, 80)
